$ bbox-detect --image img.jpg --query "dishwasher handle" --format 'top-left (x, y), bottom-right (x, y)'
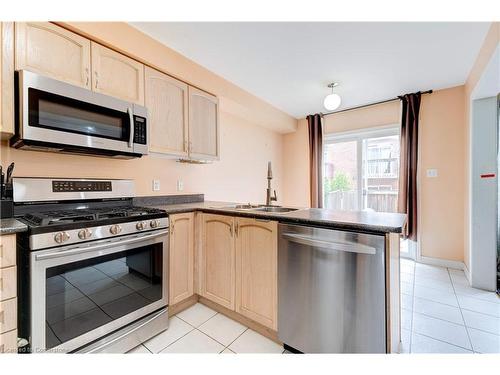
top-left (281, 232), bottom-right (376, 255)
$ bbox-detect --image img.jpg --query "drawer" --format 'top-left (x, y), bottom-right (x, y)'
top-left (0, 266), bottom-right (16, 301)
top-left (0, 329), bottom-right (17, 354)
top-left (0, 298), bottom-right (17, 334)
top-left (0, 235), bottom-right (16, 268)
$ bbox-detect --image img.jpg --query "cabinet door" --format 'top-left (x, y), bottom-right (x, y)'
top-left (169, 213), bottom-right (194, 305)
top-left (15, 22), bottom-right (91, 88)
top-left (145, 67), bottom-right (188, 157)
top-left (188, 86), bottom-right (219, 160)
top-left (200, 214), bottom-right (235, 310)
top-left (91, 42), bottom-right (144, 105)
top-left (235, 218), bottom-right (278, 330)
top-left (1, 22), bottom-right (14, 139)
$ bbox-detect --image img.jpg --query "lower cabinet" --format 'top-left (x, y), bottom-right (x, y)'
top-left (0, 234), bottom-right (17, 354)
top-left (235, 218), bottom-right (278, 330)
top-left (169, 213), bottom-right (195, 306)
top-left (199, 214), bottom-right (278, 330)
top-left (200, 214), bottom-right (235, 310)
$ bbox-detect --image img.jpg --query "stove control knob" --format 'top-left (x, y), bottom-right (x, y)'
top-left (150, 219), bottom-right (160, 228)
top-left (136, 221), bottom-right (146, 230)
top-left (54, 231), bottom-right (70, 244)
top-left (109, 224), bottom-right (122, 235)
top-left (78, 228), bottom-right (92, 240)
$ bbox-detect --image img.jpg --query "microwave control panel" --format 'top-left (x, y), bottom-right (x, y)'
top-left (52, 180), bottom-right (112, 192)
top-left (133, 116), bottom-right (147, 145)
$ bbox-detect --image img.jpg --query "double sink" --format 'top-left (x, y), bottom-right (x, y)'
top-left (220, 204), bottom-right (300, 214)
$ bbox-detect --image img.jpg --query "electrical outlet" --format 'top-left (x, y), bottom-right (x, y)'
top-left (177, 179), bottom-right (184, 191)
top-left (426, 169), bottom-right (438, 178)
top-left (152, 179), bottom-right (161, 191)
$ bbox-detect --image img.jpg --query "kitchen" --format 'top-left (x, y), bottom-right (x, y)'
top-left (0, 6), bottom-right (499, 366)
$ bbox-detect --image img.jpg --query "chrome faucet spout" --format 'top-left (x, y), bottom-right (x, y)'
top-left (265, 162), bottom-right (278, 206)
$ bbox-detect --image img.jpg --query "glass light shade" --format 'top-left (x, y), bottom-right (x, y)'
top-left (323, 93), bottom-right (341, 111)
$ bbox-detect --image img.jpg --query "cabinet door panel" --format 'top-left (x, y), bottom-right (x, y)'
top-left (15, 22), bottom-right (91, 88)
top-left (145, 67), bottom-right (188, 156)
top-left (200, 214), bottom-right (234, 310)
top-left (188, 87), bottom-right (219, 160)
top-left (1, 22), bottom-right (14, 139)
top-left (235, 219), bottom-right (277, 330)
top-left (91, 42), bottom-right (144, 105)
top-left (169, 213), bottom-right (194, 305)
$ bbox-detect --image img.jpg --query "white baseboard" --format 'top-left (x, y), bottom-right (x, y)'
top-left (416, 254), bottom-right (466, 271)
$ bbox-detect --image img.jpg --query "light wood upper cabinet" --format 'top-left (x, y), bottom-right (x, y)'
top-left (188, 86), bottom-right (219, 160)
top-left (145, 67), bottom-right (188, 157)
top-left (169, 213), bottom-right (194, 305)
top-left (15, 22), bottom-right (91, 88)
top-left (200, 214), bottom-right (235, 310)
top-left (91, 42), bottom-right (144, 105)
top-left (1, 22), bottom-right (14, 139)
top-left (235, 218), bottom-right (278, 330)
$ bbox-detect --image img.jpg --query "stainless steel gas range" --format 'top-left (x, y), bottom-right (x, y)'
top-left (13, 177), bottom-right (169, 353)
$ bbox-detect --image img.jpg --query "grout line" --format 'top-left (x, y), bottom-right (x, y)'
top-left (223, 328), bottom-right (249, 353)
top-left (142, 344), bottom-right (152, 354)
top-left (408, 260), bottom-right (416, 353)
top-left (410, 331), bottom-right (473, 353)
top-left (447, 267), bottom-right (475, 353)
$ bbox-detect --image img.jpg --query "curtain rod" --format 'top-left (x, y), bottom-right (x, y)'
top-left (320, 90), bottom-right (433, 117)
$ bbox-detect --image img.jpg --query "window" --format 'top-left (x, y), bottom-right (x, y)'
top-left (323, 126), bottom-right (400, 213)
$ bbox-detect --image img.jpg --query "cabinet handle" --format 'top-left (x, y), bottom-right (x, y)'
top-left (0, 310), bottom-right (4, 324)
top-left (235, 222), bottom-right (239, 237)
top-left (95, 71), bottom-right (99, 89)
top-left (170, 224), bottom-right (174, 236)
top-left (0, 344), bottom-right (4, 353)
top-left (85, 68), bottom-right (89, 87)
top-left (229, 223), bottom-right (233, 237)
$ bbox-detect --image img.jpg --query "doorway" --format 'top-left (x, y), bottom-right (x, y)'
top-left (323, 125), bottom-right (415, 259)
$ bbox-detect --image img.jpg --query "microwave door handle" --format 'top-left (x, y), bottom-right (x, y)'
top-left (35, 229), bottom-right (169, 261)
top-left (127, 107), bottom-right (134, 148)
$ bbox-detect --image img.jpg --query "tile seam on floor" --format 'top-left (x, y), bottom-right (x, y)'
top-left (410, 331), bottom-right (473, 353)
top-left (411, 310), bottom-right (465, 327)
top-left (176, 309), bottom-right (218, 328)
top-left (447, 268), bottom-right (475, 353)
top-left (152, 319), bottom-right (196, 353)
top-left (194, 328), bottom-right (228, 350)
top-left (411, 293), bottom-right (460, 308)
top-left (224, 327), bottom-right (249, 352)
top-left (408, 263), bottom-right (416, 353)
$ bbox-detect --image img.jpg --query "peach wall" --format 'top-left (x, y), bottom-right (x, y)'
top-left (282, 118), bottom-right (310, 207)
top-left (0, 22), bottom-right (296, 202)
top-left (419, 86), bottom-right (465, 261)
top-left (463, 22), bottom-right (500, 270)
top-left (282, 87), bottom-right (467, 262)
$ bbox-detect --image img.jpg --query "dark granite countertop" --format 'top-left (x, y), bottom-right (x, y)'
top-left (144, 200), bottom-right (406, 234)
top-left (0, 218), bottom-right (28, 235)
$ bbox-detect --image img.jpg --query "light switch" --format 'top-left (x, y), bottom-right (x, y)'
top-left (426, 169), bottom-right (438, 178)
top-left (177, 180), bottom-right (184, 191)
top-left (152, 179), bottom-right (160, 191)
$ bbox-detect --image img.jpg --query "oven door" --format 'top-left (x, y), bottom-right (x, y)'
top-left (30, 229), bottom-right (168, 353)
top-left (17, 70), bottom-right (148, 156)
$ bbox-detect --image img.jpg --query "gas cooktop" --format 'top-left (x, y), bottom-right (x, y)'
top-left (22, 206), bottom-right (166, 227)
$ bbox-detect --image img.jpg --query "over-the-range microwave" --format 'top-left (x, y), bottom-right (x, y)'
top-left (10, 70), bottom-right (148, 158)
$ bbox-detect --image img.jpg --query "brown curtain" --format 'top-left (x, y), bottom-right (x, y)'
top-left (398, 92), bottom-right (422, 240)
top-left (307, 114), bottom-right (323, 208)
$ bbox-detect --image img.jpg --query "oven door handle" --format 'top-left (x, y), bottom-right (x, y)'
top-left (35, 229), bottom-right (168, 261)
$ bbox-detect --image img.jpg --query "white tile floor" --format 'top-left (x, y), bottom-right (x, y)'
top-left (400, 259), bottom-right (500, 354)
top-left (128, 259), bottom-right (500, 354)
top-left (128, 303), bottom-right (284, 354)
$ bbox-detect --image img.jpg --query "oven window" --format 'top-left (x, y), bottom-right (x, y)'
top-left (28, 88), bottom-right (130, 141)
top-left (44, 244), bottom-right (163, 350)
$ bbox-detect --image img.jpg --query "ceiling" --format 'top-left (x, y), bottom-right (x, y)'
top-left (130, 22), bottom-right (491, 119)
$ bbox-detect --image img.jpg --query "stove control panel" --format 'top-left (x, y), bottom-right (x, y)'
top-left (52, 180), bottom-right (112, 193)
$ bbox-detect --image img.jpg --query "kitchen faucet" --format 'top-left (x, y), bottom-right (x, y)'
top-left (266, 161), bottom-right (278, 206)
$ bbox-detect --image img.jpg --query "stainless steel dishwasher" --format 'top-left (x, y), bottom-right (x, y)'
top-left (278, 223), bottom-right (386, 353)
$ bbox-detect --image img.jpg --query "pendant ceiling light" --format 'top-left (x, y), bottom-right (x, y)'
top-left (323, 82), bottom-right (341, 111)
